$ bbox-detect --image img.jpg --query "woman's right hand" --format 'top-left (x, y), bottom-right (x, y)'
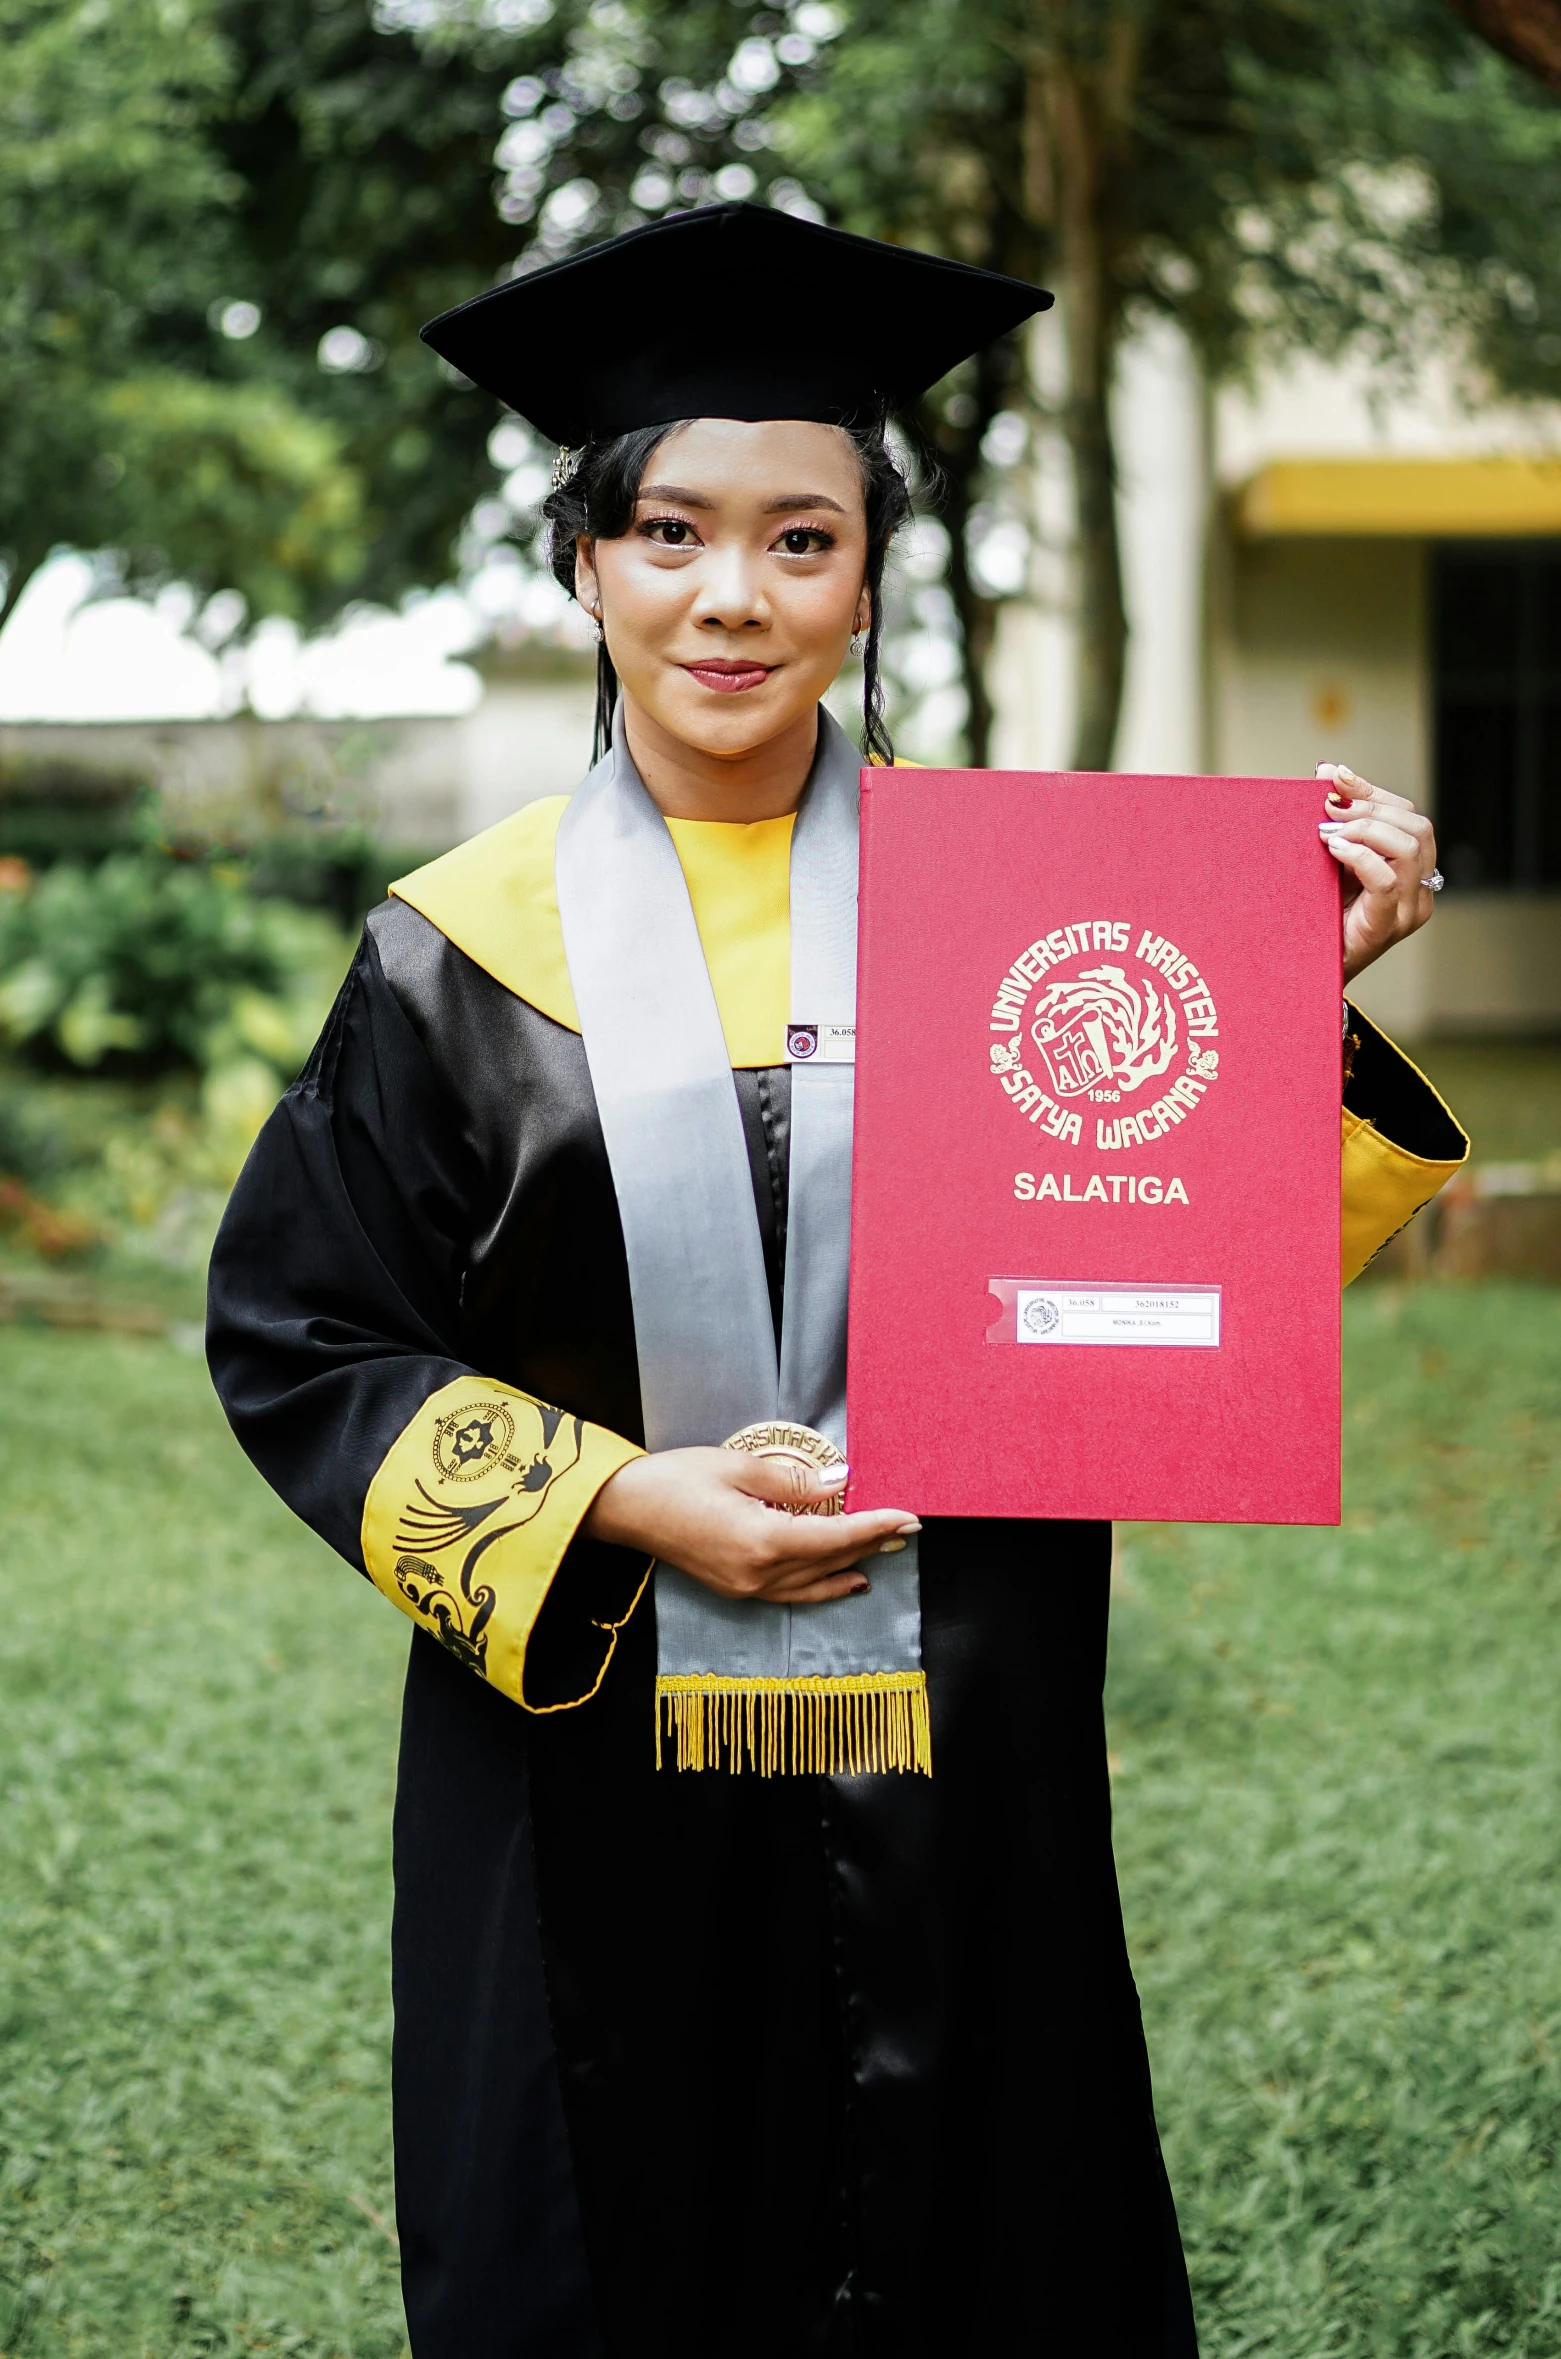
top-left (582, 1446), bottom-right (921, 1606)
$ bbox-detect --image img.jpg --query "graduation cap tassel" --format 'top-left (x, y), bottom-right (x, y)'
top-left (655, 1674), bottom-right (931, 1777)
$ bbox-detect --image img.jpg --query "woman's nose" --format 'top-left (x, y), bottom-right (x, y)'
top-left (690, 546), bottom-right (766, 629)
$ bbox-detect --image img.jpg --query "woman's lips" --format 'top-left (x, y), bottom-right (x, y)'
top-left (681, 660), bottom-right (774, 694)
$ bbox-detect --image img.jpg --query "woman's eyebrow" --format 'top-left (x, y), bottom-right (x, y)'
top-left (761, 492), bottom-right (847, 515)
top-left (636, 484), bottom-right (849, 516)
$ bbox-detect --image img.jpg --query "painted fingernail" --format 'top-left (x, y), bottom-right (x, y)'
top-left (1318, 821), bottom-right (1348, 833)
top-left (896, 1518), bottom-right (922, 1533)
top-left (875, 1539), bottom-right (907, 1555)
top-left (1334, 764), bottom-right (1356, 782)
top-left (850, 1577), bottom-right (872, 1591)
top-left (819, 1467), bottom-right (849, 1487)
top-left (1315, 762), bottom-right (1337, 778)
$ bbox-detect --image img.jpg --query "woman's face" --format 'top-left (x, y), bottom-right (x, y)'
top-left (574, 417), bottom-right (871, 762)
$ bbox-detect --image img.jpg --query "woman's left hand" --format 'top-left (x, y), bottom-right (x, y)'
top-left (1317, 763), bottom-right (1441, 982)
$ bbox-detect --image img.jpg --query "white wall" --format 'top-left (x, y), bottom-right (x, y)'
top-left (460, 675), bottom-right (598, 835)
top-left (1208, 535), bottom-right (1429, 805)
top-left (0, 669), bottom-right (601, 852)
top-left (0, 713), bottom-right (463, 847)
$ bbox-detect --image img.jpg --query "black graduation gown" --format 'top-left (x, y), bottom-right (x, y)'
top-left (207, 895), bottom-right (1202, 2358)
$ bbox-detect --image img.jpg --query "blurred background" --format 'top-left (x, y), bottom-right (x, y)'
top-left (1, 2), bottom-right (1560, 2353)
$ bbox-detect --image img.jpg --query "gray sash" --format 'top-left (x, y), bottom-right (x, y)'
top-left (554, 706), bottom-right (926, 1773)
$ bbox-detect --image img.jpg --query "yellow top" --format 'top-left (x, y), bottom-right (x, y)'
top-left (665, 812), bottom-right (793, 1066)
top-left (391, 795), bottom-right (794, 1067)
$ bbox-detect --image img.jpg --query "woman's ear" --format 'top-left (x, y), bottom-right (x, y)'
top-left (574, 534), bottom-right (602, 622)
top-left (855, 589), bottom-right (872, 638)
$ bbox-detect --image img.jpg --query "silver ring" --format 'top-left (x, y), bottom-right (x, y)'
top-left (1421, 868), bottom-right (1444, 893)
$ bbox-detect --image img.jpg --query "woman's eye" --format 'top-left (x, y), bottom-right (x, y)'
top-left (643, 518), bottom-right (695, 545)
top-left (778, 527), bottom-right (830, 555)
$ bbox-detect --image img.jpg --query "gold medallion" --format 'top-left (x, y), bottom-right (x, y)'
top-left (722, 1420), bottom-right (846, 1516)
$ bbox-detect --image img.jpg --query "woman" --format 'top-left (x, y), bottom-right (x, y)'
top-left (208, 203), bottom-right (1468, 2359)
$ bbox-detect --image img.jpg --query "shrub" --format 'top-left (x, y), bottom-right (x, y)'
top-left (0, 753), bottom-right (148, 867)
top-left (0, 1174), bottom-right (97, 1257)
top-left (0, 851), bottom-right (348, 1078)
top-left (0, 1089), bottom-right (69, 1183)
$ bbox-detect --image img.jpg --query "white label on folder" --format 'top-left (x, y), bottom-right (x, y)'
top-left (1014, 1284), bottom-right (1221, 1347)
top-left (787, 1022), bottom-right (855, 1064)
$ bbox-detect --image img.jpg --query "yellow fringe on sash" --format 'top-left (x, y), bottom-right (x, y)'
top-left (655, 1672), bottom-right (932, 1776)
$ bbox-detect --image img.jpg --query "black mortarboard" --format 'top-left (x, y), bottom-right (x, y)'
top-left (420, 202), bottom-right (1051, 446)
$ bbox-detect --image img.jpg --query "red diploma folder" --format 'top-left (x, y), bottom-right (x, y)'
top-left (846, 770), bottom-right (1342, 1526)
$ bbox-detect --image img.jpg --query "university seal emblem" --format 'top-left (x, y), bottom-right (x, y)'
top-left (987, 918), bottom-right (1220, 1153)
top-left (432, 1400), bottom-right (516, 1481)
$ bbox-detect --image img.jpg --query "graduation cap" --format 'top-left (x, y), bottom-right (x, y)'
top-left (420, 201), bottom-right (1051, 447)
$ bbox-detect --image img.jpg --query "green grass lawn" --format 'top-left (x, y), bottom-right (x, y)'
top-left (1, 1287), bottom-right (1558, 2357)
top-left (0, 1333), bottom-right (407, 2359)
top-left (1409, 1040), bottom-right (1561, 1163)
top-left (1118, 1284), bottom-right (1561, 2355)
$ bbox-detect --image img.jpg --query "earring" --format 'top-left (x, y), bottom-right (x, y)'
top-left (850, 625), bottom-right (865, 656)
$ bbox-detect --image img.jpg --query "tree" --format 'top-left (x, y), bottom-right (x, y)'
top-left (2, 0), bottom-right (572, 652)
top-left (12, 0), bottom-right (1561, 772)
top-left (204, 0), bottom-right (533, 618)
top-left (443, 0), bottom-right (1561, 764)
top-left (0, 0), bottom-right (372, 636)
top-left (771, 0), bottom-right (1561, 764)
top-left (2, 0), bottom-right (1033, 738)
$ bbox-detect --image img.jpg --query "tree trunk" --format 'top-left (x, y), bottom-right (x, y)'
top-left (1445, 0), bottom-right (1561, 93)
top-left (1022, 16), bottom-right (1141, 771)
top-left (949, 530), bottom-right (1000, 767)
top-left (1062, 372), bottom-right (1124, 772)
top-left (907, 329), bottom-right (1019, 765)
top-left (0, 547), bottom-right (44, 640)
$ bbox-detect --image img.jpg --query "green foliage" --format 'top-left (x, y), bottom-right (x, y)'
top-left (245, 831), bottom-right (432, 929)
top-left (0, 853), bottom-right (348, 1077)
top-left (0, 0), bottom-right (550, 642)
top-left (1150, 0), bottom-right (1561, 394)
top-left (0, 1090), bottom-right (68, 1186)
top-left (206, 0), bottom-right (531, 613)
top-left (754, 0), bottom-right (1561, 394)
top-left (0, 756), bottom-right (149, 866)
top-left (0, 0), bottom-right (374, 631)
top-left (101, 375), bottom-right (367, 622)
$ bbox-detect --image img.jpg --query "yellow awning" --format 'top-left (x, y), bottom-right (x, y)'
top-left (1235, 456), bottom-right (1561, 538)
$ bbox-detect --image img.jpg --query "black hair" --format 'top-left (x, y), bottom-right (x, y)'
top-left (541, 413), bottom-right (912, 764)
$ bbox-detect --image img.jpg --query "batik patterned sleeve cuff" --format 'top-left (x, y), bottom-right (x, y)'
top-left (1341, 1003), bottom-right (1470, 1286)
top-left (360, 1377), bottom-right (646, 1710)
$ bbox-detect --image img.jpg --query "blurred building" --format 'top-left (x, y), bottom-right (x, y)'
top-left (993, 320), bottom-right (1561, 1042)
top-left (0, 642), bottom-right (596, 857)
